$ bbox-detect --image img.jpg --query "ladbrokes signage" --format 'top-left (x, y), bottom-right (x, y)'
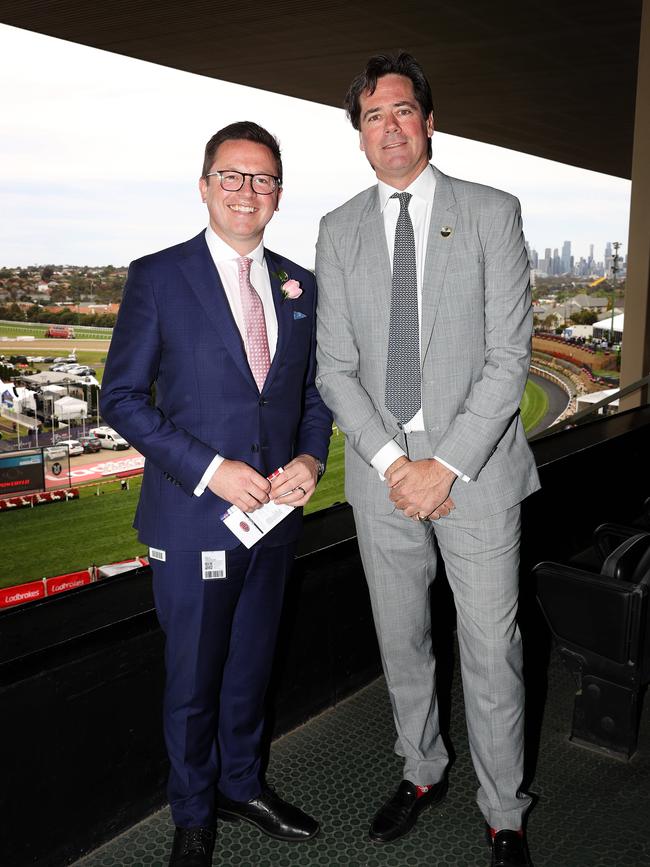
top-left (0, 580), bottom-right (46, 608)
top-left (46, 571), bottom-right (92, 595)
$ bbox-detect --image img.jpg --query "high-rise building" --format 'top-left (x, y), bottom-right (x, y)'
top-left (552, 248), bottom-right (561, 275)
top-left (561, 241), bottom-right (571, 274)
top-left (605, 241), bottom-right (613, 276)
top-left (525, 241), bottom-right (538, 270)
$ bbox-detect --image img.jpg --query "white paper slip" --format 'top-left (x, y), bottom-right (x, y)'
top-left (220, 466), bottom-right (295, 548)
top-left (248, 499), bottom-right (294, 532)
top-left (221, 506), bottom-right (265, 548)
top-left (201, 550), bottom-right (226, 580)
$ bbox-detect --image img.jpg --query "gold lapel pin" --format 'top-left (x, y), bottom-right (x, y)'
top-left (440, 226), bottom-right (452, 238)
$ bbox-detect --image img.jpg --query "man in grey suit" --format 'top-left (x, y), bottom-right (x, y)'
top-left (315, 53), bottom-right (540, 867)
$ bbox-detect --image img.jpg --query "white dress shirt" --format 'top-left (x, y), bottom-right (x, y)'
top-left (370, 165), bottom-right (468, 483)
top-left (194, 227), bottom-right (278, 496)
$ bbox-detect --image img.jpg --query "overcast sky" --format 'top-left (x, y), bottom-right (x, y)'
top-left (1, 24), bottom-right (632, 269)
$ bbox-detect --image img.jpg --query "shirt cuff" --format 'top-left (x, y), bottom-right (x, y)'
top-left (371, 440), bottom-right (407, 481)
top-left (193, 454), bottom-right (224, 496)
top-left (434, 455), bottom-right (470, 483)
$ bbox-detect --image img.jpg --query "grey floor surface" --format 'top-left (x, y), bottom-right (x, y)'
top-left (74, 647), bottom-right (650, 867)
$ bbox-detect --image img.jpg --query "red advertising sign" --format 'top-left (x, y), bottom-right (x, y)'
top-left (45, 570), bottom-right (92, 595)
top-left (0, 580), bottom-right (45, 608)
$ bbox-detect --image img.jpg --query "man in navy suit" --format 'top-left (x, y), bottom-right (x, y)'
top-left (101, 121), bottom-right (332, 867)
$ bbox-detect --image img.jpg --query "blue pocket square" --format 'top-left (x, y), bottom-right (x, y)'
top-left (293, 311), bottom-right (308, 320)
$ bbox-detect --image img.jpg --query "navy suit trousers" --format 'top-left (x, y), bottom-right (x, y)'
top-left (151, 542), bottom-right (295, 827)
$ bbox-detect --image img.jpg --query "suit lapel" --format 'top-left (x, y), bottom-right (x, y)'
top-left (261, 250), bottom-right (293, 393)
top-left (360, 190), bottom-right (392, 347)
top-left (177, 233), bottom-right (255, 388)
top-left (421, 167), bottom-right (458, 364)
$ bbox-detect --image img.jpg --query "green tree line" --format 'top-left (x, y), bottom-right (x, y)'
top-left (0, 303), bottom-right (116, 328)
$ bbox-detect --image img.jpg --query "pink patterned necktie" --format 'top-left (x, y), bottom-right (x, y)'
top-left (238, 256), bottom-right (271, 391)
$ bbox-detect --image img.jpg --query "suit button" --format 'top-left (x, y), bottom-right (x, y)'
top-left (251, 444), bottom-right (259, 453)
top-left (397, 422), bottom-right (403, 430)
top-left (259, 398), bottom-right (267, 406)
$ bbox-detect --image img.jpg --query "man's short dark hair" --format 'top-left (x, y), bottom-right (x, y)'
top-left (202, 121), bottom-right (283, 183)
top-left (344, 52), bottom-right (434, 159)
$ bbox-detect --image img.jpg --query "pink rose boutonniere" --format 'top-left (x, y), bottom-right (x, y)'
top-left (273, 269), bottom-right (303, 301)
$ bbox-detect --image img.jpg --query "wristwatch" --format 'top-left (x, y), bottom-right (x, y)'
top-left (314, 458), bottom-right (325, 481)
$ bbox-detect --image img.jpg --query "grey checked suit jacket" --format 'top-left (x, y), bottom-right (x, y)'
top-left (315, 165), bottom-right (540, 518)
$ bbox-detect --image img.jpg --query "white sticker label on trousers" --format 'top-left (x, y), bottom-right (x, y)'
top-left (149, 547), bottom-right (166, 562)
top-left (202, 550), bottom-right (226, 580)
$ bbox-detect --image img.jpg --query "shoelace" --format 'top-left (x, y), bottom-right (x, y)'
top-left (181, 827), bottom-right (214, 856)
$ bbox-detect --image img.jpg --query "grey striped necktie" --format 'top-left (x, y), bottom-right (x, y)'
top-left (385, 191), bottom-right (421, 425)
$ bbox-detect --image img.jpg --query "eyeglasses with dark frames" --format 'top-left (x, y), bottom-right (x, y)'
top-left (205, 170), bottom-right (281, 195)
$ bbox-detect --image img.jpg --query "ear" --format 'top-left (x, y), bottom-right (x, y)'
top-left (359, 130), bottom-right (365, 153)
top-left (426, 113), bottom-right (434, 137)
top-left (275, 186), bottom-right (283, 212)
top-left (198, 176), bottom-right (208, 203)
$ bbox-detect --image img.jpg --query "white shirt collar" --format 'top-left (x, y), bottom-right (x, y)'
top-left (205, 225), bottom-right (265, 266)
top-left (378, 164), bottom-right (436, 212)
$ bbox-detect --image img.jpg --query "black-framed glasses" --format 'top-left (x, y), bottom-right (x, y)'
top-left (206, 170), bottom-right (281, 195)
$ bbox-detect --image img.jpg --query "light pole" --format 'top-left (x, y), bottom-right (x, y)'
top-left (610, 242), bottom-right (621, 345)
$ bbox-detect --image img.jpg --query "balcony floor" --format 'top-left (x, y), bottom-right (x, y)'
top-left (74, 647), bottom-right (650, 867)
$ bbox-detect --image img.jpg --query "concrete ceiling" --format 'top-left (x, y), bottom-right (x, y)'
top-left (1, 0), bottom-right (642, 178)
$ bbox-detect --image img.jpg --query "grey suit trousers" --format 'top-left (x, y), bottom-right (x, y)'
top-left (353, 433), bottom-right (532, 830)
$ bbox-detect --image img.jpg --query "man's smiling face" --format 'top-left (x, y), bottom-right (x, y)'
top-left (358, 73), bottom-right (433, 190)
top-left (199, 139), bottom-right (281, 254)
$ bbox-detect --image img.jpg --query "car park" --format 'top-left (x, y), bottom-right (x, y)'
top-left (44, 445), bottom-right (68, 461)
top-left (88, 426), bottom-right (129, 450)
top-left (78, 435), bottom-right (101, 453)
top-left (56, 439), bottom-right (84, 456)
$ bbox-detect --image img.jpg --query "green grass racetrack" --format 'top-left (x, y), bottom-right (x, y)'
top-left (0, 321), bottom-right (112, 341)
top-left (519, 377), bottom-right (549, 434)
top-left (1, 380), bottom-right (546, 589)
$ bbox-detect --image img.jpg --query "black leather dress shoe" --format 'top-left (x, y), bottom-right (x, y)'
top-left (217, 784), bottom-right (319, 841)
top-left (168, 826), bottom-right (215, 866)
top-left (486, 826), bottom-right (533, 867)
top-left (369, 778), bottom-right (448, 843)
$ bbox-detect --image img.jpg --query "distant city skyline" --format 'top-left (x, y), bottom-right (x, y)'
top-left (526, 238), bottom-right (626, 279)
top-left (0, 24), bottom-right (632, 268)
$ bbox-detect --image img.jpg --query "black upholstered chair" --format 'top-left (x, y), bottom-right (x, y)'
top-left (534, 531), bottom-right (650, 758)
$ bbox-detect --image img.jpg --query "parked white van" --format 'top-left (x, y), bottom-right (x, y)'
top-left (88, 426), bottom-right (129, 450)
